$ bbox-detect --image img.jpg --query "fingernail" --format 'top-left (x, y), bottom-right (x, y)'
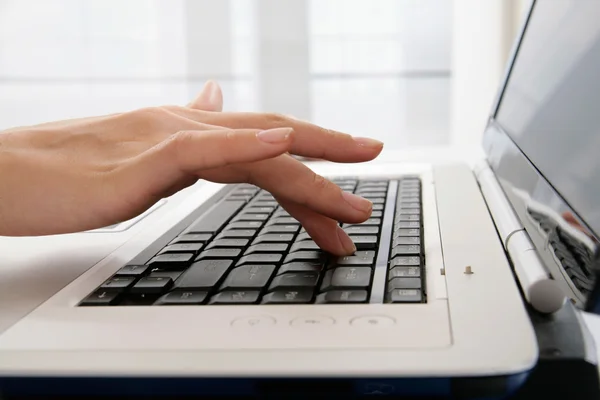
top-left (353, 137), bottom-right (384, 148)
top-left (336, 225), bottom-right (357, 254)
top-left (196, 80), bottom-right (217, 103)
top-left (342, 191), bottom-right (373, 213)
top-left (257, 127), bottom-right (293, 143)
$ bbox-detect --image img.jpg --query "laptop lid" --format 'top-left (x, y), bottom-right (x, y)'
top-left (482, 0), bottom-right (600, 313)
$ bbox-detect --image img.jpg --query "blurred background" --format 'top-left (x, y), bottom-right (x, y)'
top-left (0, 0), bottom-right (529, 149)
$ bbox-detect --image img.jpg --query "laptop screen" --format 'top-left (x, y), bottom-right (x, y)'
top-left (486, 0), bottom-right (600, 311)
top-left (494, 0), bottom-right (600, 238)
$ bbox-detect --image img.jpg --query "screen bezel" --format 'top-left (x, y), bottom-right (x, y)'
top-left (481, 0), bottom-right (600, 313)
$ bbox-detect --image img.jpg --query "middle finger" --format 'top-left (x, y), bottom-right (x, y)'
top-left (231, 154), bottom-right (372, 224)
top-left (165, 107), bottom-right (383, 163)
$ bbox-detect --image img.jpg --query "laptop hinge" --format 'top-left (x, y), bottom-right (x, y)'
top-left (475, 160), bottom-right (566, 314)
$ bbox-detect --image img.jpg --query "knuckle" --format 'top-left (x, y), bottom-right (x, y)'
top-left (223, 129), bottom-right (237, 143)
top-left (136, 106), bottom-right (166, 118)
top-left (311, 173), bottom-right (331, 191)
top-left (267, 112), bottom-right (288, 127)
top-left (125, 106), bottom-right (169, 125)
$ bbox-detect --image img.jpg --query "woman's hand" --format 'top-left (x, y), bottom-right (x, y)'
top-left (0, 82), bottom-right (383, 255)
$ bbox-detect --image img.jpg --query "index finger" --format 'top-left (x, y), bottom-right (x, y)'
top-left (166, 108), bottom-right (384, 163)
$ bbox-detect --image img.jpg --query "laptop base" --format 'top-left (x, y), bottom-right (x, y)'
top-left (0, 304), bottom-right (595, 399)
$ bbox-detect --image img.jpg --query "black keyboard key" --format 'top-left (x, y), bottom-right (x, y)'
top-left (260, 225), bottom-right (299, 234)
top-left (349, 235), bottom-right (378, 250)
top-left (390, 256), bottom-right (421, 267)
top-left (396, 214), bottom-right (420, 222)
top-left (316, 290), bottom-right (368, 304)
top-left (332, 179), bottom-right (357, 185)
top-left (343, 218), bottom-right (381, 227)
top-left (175, 260), bottom-right (232, 290)
top-left (388, 277), bottom-right (421, 291)
top-left (268, 272), bottom-right (320, 290)
top-left (130, 276), bottom-right (173, 294)
top-left (389, 266), bottom-right (421, 278)
top-left (253, 234), bottom-right (295, 244)
top-left (233, 213), bottom-right (269, 222)
top-left (187, 200), bottom-right (245, 233)
top-left (245, 243), bottom-right (289, 254)
top-left (321, 267), bottom-right (371, 290)
top-left (355, 189), bottom-right (387, 196)
top-left (399, 186), bottom-right (420, 191)
top-left (278, 262), bottom-right (323, 275)
top-left (387, 289), bottom-right (422, 303)
top-left (357, 183), bottom-right (388, 189)
top-left (148, 253), bottom-right (194, 269)
top-left (334, 251), bottom-right (376, 266)
top-left (397, 209), bottom-right (420, 215)
top-left (393, 237), bottom-right (421, 246)
top-left (284, 251), bottom-right (324, 263)
top-left (295, 232), bottom-right (312, 242)
top-left (344, 226), bottom-right (379, 235)
top-left (210, 290), bottom-right (261, 304)
top-left (400, 181), bottom-right (420, 187)
top-left (170, 233), bottom-right (212, 244)
top-left (392, 245), bottom-right (421, 257)
top-left (257, 192), bottom-right (275, 200)
top-left (244, 206), bottom-right (276, 214)
top-left (226, 195), bottom-right (253, 202)
top-left (252, 200), bottom-right (279, 207)
top-left (231, 188), bottom-right (258, 196)
top-left (115, 264), bottom-right (150, 277)
top-left (196, 248), bottom-right (241, 260)
top-left (159, 242), bottom-right (204, 254)
top-left (399, 194), bottom-right (420, 201)
top-left (399, 202), bottom-right (420, 209)
top-left (262, 289), bottom-right (314, 304)
top-left (148, 269), bottom-right (184, 281)
top-left (267, 217), bottom-right (299, 225)
top-left (236, 254), bottom-right (282, 266)
top-left (226, 221), bottom-right (263, 230)
top-left (573, 276), bottom-right (595, 292)
top-left (397, 221), bottom-right (420, 229)
top-left (154, 290), bottom-right (208, 305)
top-left (206, 239), bottom-right (249, 249)
top-left (217, 229), bottom-right (257, 239)
top-left (360, 195), bottom-right (387, 201)
top-left (272, 209), bottom-right (292, 218)
top-left (290, 241), bottom-right (320, 252)
top-left (394, 228), bottom-right (420, 237)
top-left (220, 265), bottom-right (275, 290)
top-left (80, 290), bottom-right (121, 306)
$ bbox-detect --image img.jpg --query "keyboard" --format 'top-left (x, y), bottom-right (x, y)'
top-left (528, 209), bottom-right (596, 296)
top-left (79, 177), bottom-right (426, 306)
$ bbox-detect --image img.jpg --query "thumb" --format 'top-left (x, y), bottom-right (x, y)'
top-left (187, 80), bottom-right (223, 112)
top-left (123, 127), bottom-right (294, 199)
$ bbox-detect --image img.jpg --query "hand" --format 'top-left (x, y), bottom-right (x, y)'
top-left (0, 81), bottom-right (383, 255)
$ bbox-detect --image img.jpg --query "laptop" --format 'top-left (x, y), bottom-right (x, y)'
top-left (0, 0), bottom-right (599, 397)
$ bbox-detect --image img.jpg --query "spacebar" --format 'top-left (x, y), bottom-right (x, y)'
top-left (186, 200), bottom-right (245, 233)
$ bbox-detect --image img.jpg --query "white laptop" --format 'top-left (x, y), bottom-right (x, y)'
top-left (1, 0), bottom-right (599, 397)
